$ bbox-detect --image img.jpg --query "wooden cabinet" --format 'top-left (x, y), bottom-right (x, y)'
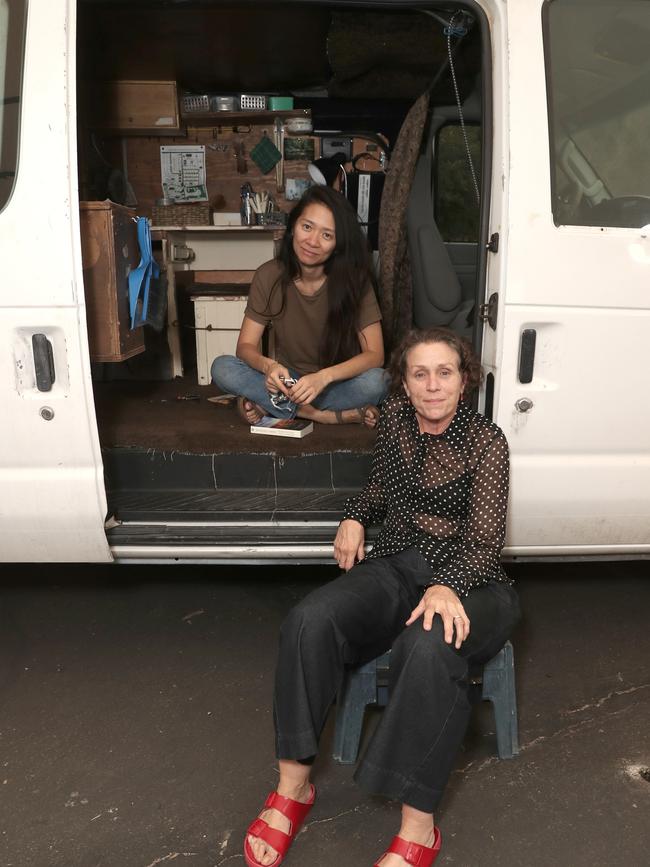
top-left (94, 81), bottom-right (180, 132)
top-left (80, 200), bottom-right (146, 363)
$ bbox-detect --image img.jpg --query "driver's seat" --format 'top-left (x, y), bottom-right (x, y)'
top-left (407, 146), bottom-right (473, 337)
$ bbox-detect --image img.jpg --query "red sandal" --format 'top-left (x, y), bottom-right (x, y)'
top-left (244, 784), bottom-right (316, 867)
top-left (373, 827), bottom-right (442, 867)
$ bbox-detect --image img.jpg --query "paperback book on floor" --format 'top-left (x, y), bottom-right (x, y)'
top-left (250, 417), bottom-right (314, 438)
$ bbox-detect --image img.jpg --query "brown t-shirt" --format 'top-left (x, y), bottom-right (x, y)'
top-left (244, 259), bottom-right (382, 374)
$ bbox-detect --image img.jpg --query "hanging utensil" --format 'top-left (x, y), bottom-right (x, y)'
top-left (274, 117), bottom-right (285, 192)
top-left (234, 141), bottom-right (247, 174)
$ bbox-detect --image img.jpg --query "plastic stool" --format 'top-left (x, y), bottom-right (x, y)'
top-left (332, 640), bottom-right (519, 764)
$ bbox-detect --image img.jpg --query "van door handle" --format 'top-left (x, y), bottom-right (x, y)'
top-left (32, 333), bottom-right (56, 392)
top-left (518, 329), bottom-right (537, 383)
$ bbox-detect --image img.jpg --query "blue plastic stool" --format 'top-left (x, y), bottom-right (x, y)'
top-left (332, 640), bottom-right (519, 764)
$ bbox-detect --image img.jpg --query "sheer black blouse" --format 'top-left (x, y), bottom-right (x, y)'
top-left (342, 393), bottom-right (510, 597)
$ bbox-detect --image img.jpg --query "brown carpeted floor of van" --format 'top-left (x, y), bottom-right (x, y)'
top-left (93, 378), bottom-right (377, 456)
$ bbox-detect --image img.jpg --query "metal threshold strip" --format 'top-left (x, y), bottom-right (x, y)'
top-left (120, 519), bottom-right (341, 528)
top-left (107, 505), bottom-right (378, 559)
top-left (105, 516), bottom-right (379, 562)
top-left (111, 542), bottom-right (338, 563)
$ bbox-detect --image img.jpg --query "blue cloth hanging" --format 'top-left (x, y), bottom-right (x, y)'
top-left (128, 217), bottom-right (160, 329)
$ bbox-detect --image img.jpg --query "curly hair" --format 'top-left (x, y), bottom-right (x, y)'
top-left (388, 327), bottom-right (483, 399)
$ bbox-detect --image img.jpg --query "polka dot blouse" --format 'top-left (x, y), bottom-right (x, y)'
top-left (342, 393), bottom-right (511, 597)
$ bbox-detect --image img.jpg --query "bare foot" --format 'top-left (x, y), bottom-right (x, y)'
top-left (246, 782), bottom-right (313, 866)
top-left (237, 397), bottom-right (264, 425)
top-left (359, 405), bottom-right (380, 429)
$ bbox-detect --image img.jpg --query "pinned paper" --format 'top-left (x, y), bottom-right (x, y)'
top-left (160, 145), bottom-right (208, 201)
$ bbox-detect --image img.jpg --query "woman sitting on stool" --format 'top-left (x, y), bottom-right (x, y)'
top-left (211, 185), bottom-right (388, 428)
top-left (243, 326), bottom-right (521, 867)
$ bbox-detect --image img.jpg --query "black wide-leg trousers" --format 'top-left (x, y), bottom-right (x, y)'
top-left (273, 547), bottom-right (521, 813)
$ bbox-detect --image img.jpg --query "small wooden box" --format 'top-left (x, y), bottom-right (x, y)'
top-left (95, 80), bottom-right (179, 131)
top-left (80, 200), bottom-right (146, 363)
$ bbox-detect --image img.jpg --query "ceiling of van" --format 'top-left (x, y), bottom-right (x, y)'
top-left (78, 2), bottom-right (480, 103)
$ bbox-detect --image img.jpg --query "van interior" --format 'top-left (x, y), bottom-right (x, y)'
top-left (76, 1), bottom-right (488, 550)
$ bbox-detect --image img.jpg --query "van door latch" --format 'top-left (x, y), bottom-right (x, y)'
top-left (479, 293), bottom-right (498, 329)
top-left (486, 232), bottom-right (499, 253)
top-left (32, 333), bottom-right (56, 392)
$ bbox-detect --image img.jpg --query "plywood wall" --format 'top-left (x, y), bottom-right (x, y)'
top-left (82, 123), bottom-right (318, 220)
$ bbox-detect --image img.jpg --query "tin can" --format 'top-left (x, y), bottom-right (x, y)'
top-left (211, 96), bottom-right (236, 112)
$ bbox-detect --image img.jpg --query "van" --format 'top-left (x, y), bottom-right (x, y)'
top-left (2, 0), bottom-right (649, 564)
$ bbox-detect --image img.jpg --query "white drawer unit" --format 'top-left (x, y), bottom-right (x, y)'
top-left (192, 294), bottom-right (248, 385)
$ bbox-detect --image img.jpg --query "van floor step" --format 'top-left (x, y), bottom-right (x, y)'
top-left (103, 447), bottom-right (372, 495)
top-left (107, 487), bottom-right (357, 522)
top-left (106, 522), bottom-right (356, 547)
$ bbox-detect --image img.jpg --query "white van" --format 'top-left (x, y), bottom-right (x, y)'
top-left (1, 0), bottom-right (649, 564)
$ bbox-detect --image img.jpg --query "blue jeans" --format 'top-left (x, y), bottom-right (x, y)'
top-left (211, 355), bottom-right (389, 419)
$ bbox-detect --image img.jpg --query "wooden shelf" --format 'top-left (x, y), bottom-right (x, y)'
top-left (96, 127), bottom-right (185, 138)
top-left (151, 224), bottom-right (284, 232)
top-left (95, 110), bottom-right (312, 136)
top-left (181, 109), bottom-right (311, 126)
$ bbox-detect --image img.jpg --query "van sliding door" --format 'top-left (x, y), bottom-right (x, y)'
top-left (0, 0), bottom-right (110, 562)
top-left (497, 0), bottom-right (650, 554)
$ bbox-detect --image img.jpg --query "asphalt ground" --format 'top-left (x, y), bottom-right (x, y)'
top-left (0, 561), bottom-right (648, 867)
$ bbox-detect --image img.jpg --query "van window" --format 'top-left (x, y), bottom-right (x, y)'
top-left (0, 0), bottom-right (25, 212)
top-left (544, 0), bottom-right (650, 228)
top-left (435, 123), bottom-right (481, 242)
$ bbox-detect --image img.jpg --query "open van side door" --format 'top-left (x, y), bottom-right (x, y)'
top-left (494, 0), bottom-right (650, 555)
top-left (0, 0), bottom-right (111, 561)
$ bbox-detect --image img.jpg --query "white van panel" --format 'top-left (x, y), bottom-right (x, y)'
top-left (502, 307), bottom-right (650, 548)
top-left (497, 0), bottom-right (650, 553)
top-left (0, 304), bottom-right (110, 561)
top-left (507, 225), bottom-right (650, 312)
top-left (502, 306), bottom-right (650, 455)
top-left (0, 0), bottom-right (110, 561)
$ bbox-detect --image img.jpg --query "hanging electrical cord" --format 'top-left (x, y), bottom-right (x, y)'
top-left (445, 10), bottom-right (481, 205)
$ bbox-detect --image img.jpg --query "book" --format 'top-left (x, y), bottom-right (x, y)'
top-left (207, 393), bottom-right (236, 405)
top-left (250, 416), bottom-right (314, 439)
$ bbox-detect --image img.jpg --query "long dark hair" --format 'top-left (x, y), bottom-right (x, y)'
top-left (389, 327), bottom-right (483, 399)
top-left (256, 186), bottom-right (376, 366)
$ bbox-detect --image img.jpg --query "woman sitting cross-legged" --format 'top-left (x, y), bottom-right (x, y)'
top-left (211, 185), bottom-right (388, 428)
top-left (243, 327), bottom-right (521, 867)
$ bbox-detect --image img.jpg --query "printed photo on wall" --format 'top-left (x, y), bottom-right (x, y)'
top-left (284, 137), bottom-right (315, 162)
top-left (285, 178), bottom-right (312, 201)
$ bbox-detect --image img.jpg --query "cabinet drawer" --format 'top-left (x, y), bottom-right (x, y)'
top-left (193, 296), bottom-right (248, 329)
